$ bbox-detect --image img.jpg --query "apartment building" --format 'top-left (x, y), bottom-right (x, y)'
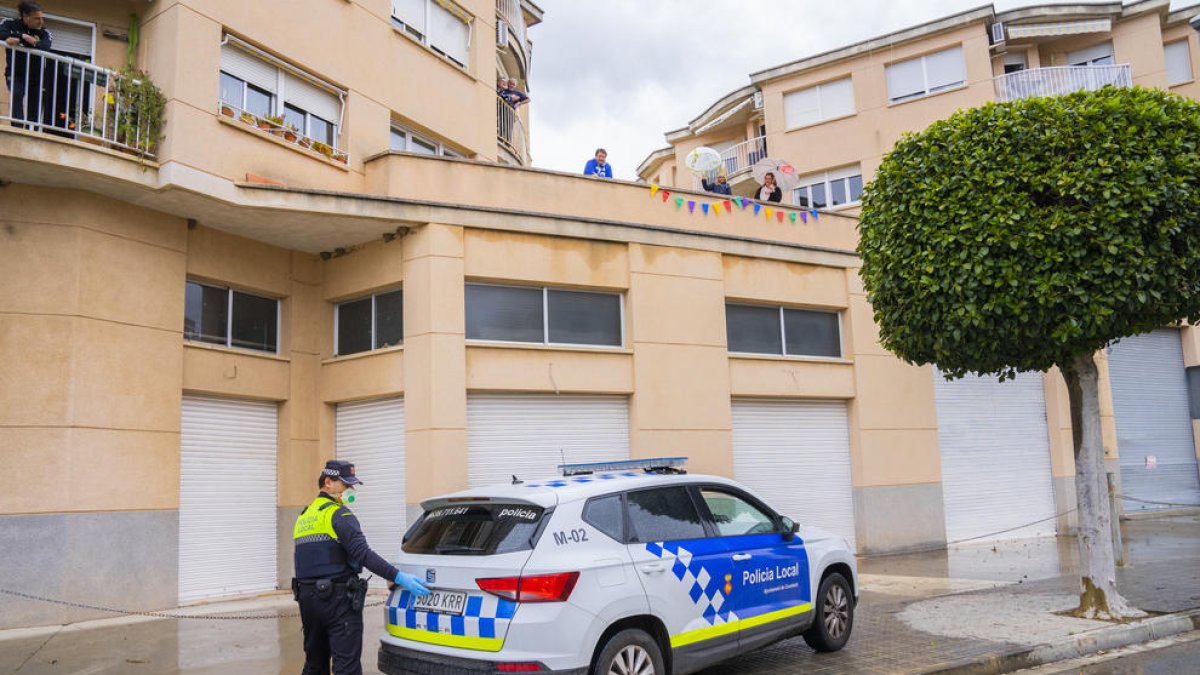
top-left (639, 0), bottom-right (1200, 553)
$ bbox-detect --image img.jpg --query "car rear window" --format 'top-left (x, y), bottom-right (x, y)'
top-left (403, 503), bottom-right (547, 556)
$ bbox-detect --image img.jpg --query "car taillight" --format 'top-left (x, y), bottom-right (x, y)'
top-left (476, 572), bottom-right (580, 603)
top-left (496, 664), bottom-right (544, 672)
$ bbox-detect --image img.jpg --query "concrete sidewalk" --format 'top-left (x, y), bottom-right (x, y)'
top-left (0, 514), bottom-right (1197, 675)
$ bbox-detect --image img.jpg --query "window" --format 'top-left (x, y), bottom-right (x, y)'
top-left (219, 40), bottom-right (343, 146)
top-left (390, 125), bottom-right (461, 157)
top-left (1003, 51), bottom-right (1027, 74)
top-left (335, 290), bottom-right (403, 356)
top-left (1067, 42), bottom-right (1114, 66)
top-left (466, 284), bottom-right (623, 347)
top-left (184, 281), bottom-right (279, 353)
top-left (726, 304), bottom-right (841, 358)
top-left (583, 495), bottom-right (624, 542)
top-left (783, 77), bottom-right (855, 128)
top-left (392, 0), bottom-right (472, 67)
top-left (403, 503), bottom-right (546, 555)
top-left (793, 166), bottom-right (864, 209)
top-left (699, 489), bottom-right (776, 537)
top-left (886, 46), bottom-right (966, 103)
top-left (1166, 40), bottom-right (1193, 85)
top-left (626, 487), bottom-right (706, 542)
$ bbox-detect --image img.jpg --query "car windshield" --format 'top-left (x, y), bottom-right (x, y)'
top-left (402, 503), bottom-right (546, 556)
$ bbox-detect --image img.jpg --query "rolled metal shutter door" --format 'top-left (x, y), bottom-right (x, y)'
top-left (934, 370), bottom-right (1057, 542)
top-left (731, 399), bottom-right (856, 549)
top-left (336, 398), bottom-right (406, 569)
top-left (1109, 329), bottom-right (1200, 511)
top-left (179, 395), bottom-right (278, 603)
top-left (467, 394), bottom-right (629, 487)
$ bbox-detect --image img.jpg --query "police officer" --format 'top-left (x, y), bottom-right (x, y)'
top-left (293, 460), bottom-right (430, 675)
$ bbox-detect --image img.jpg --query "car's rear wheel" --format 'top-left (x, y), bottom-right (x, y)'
top-left (592, 628), bottom-right (664, 675)
top-left (802, 572), bottom-right (854, 652)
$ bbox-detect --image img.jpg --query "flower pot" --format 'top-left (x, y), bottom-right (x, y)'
top-left (284, 131), bottom-right (298, 143)
top-left (298, 137), bottom-right (312, 149)
top-left (220, 105), bottom-right (234, 118)
top-left (240, 115), bottom-right (256, 126)
top-left (257, 120), bottom-right (272, 131)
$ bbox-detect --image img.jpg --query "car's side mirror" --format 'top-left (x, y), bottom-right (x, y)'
top-left (778, 516), bottom-right (796, 541)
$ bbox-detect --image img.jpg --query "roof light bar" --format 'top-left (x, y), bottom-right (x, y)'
top-left (558, 457), bottom-right (688, 476)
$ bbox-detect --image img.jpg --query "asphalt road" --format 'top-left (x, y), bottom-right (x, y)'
top-left (1036, 631), bottom-right (1200, 675)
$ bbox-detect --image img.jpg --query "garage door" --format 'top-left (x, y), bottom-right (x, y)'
top-left (934, 371), bottom-right (1057, 542)
top-left (1109, 329), bottom-right (1200, 511)
top-left (731, 399), bottom-right (856, 549)
top-left (336, 398), bottom-right (406, 564)
top-left (467, 394), bottom-right (629, 487)
top-left (179, 395), bottom-right (278, 603)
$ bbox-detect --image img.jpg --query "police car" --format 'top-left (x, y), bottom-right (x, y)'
top-left (378, 458), bottom-right (857, 675)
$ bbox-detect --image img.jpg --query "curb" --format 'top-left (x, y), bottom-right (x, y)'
top-left (923, 609), bottom-right (1200, 675)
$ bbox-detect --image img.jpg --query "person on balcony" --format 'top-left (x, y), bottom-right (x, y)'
top-left (757, 172), bottom-right (783, 203)
top-left (2, 1), bottom-right (52, 129)
top-left (499, 77), bottom-right (529, 108)
top-left (584, 148), bottom-right (613, 179)
top-left (703, 174), bottom-right (732, 195)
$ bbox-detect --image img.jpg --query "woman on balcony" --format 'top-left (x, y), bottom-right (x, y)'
top-left (757, 172), bottom-right (782, 203)
top-left (2, 1), bottom-right (53, 129)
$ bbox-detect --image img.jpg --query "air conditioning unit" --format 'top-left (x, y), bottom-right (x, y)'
top-left (991, 22), bottom-right (1006, 44)
top-left (496, 20), bottom-right (509, 48)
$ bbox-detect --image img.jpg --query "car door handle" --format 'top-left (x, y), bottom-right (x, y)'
top-left (731, 553), bottom-right (752, 562)
top-left (639, 563), bottom-right (666, 574)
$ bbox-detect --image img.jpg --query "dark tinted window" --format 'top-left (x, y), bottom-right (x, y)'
top-left (336, 297), bottom-right (372, 356)
top-left (810, 182), bottom-right (828, 209)
top-left (726, 304), bottom-right (782, 355)
top-left (219, 72), bottom-right (243, 108)
top-left (784, 309), bottom-right (841, 358)
top-left (627, 487), bottom-right (706, 542)
top-left (547, 290), bottom-right (621, 346)
top-left (375, 290), bottom-right (404, 349)
top-left (403, 504), bottom-right (546, 556)
top-left (230, 291), bottom-right (278, 352)
top-left (583, 495), bottom-right (624, 542)
top-left (184, 281), bottom-right (227, 345)
top-left (245, 84), bottom-right (273, 118)
top-left (310, 115), bottom-right (334, 146)
top-left (283, 103), bottom-right (306, 134)
top-left (848, 175), bottom-right (864, 203)
top-left (466, 284), bottom-right (544, 342)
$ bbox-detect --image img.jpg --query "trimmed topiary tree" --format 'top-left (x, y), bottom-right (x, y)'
top-left (859, 86), bottom-right (1200, 619)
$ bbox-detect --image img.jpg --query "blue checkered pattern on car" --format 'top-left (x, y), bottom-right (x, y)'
top-left (388, 590), bottom-right (517, 638)
top-left (523, 471), bottom-right (651, 488)
top-left (645, 541), bottom-right (738, 626)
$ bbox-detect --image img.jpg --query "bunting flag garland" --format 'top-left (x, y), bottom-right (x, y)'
top-left (645, 185), bottom-right (814, 229)
top-left (714, 203), bottom-right (722, 215)
top-left (724, 200), bottom-right (732, 212)
top-left (811, 209), bottom-right (819, 220)
top-left (765, 208), bottom-right (773, 220)
top-left (676, 196), bottom-right (684, 208)
top-left (687, 200), bottom-right (695, 213)
top-left (661, 190), bottom-right (670, 202)
top-left (777, 211), bottom-right (785, 223)
top-left (800, 211), bottom-right (807, 223)
top-left (650, 184), bottom-right (660, 197)
top-left (753, 203), bottom-right (761, 215)
top-left (702, 203), bottom-right (710, 216)
top-left (789, 212), bottom-right (797, 223)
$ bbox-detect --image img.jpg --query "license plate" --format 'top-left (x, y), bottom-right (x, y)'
top-left (410, 590), bottom-right (468, 616)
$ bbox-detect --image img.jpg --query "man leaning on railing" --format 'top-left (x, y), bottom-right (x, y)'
top-left (3, 1), bottom-right (53, 129)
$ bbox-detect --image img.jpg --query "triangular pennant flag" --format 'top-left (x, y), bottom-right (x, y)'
top-left (702, 203), bottom-right (710, 215)
top-left (724, 200), bottom-right (732, 212)
top-left (811, 209), bottom-right (819, 220)
top-left (753, 203), bottom-right (761, 215)
top-left (800, 211), bottom-right (808, 223)
top-left (714, 203), bottom-right (722, 215)
top-left (675, 196), bottom-right (684, 208)
top-left (789, 212), bottom-right (797, 223)
top-left (661, 190), bottom-right (670, 202)
top-left (650, 184), bottom-right (660, 197)
top-left (777, 211), bottom-right (785, 223)
top-left (766, 208), bottom-right (774, 220)
top-left (687, 200), bottom-right (695, 213)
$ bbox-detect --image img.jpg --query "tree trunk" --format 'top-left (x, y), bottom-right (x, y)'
top-left (1061, 352), bottom-right (1145, 620)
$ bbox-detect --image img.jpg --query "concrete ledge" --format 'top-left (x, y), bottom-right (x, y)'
top-left (925, 609), bottom-right (1200, 675)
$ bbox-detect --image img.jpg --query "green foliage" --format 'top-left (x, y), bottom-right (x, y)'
top-left (858, 87), bottom-right (1200, 379)
top-left (112, 67), bottom-right (167, 155)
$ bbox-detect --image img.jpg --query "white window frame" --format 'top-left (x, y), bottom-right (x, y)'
top-left (886, 45), bottom-right (966, 104)
top-left (783, 77), bottom-right (855, 130)
top-left (390, 124), bottom-right (461, 157)
top-left (219, 36), bottom-right (346, 148)
top-left (726, 303), bottom-right (843, 359)
top-left (391, 0), bottom-right (474, 68)
top-left (1165, 40), bottom-right (1193, 86)
top-left (792, 166), bottom-right (864, 210)
top-left (333, 289), bottom-right (404, 357)
top-left (465, 282), bottom-right (626, 349)
top-left (185, 280), bottom-right (281, 354)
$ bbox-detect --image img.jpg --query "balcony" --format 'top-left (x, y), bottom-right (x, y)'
top-left (720, 135), bottom-right (768, 177)
top-left (1, 46), bottom-right (161, 158)
top-left (496, 0), bottom-right (531, 69)
top-left (496, 94), bottom-right (530, 165)
top-left (993, 64), bottom-right (1132, 102)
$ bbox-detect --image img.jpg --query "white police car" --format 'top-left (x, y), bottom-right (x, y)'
top-left (378, 458), bottom-right (857, 674)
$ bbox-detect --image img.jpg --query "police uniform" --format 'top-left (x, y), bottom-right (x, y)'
top-left (294, 460), bottom-right (400, 675)
top-left (2, 16), bottom-right (52, 126)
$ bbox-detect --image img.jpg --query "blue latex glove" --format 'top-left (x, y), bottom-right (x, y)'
top-left (395, 571), bottom-right (431, 597)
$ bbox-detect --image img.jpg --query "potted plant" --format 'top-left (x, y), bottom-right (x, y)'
top-left (239, 110), bottom-right (256, 125)
top-left (220, 103), bottom-right (235, 118)
top-left (110, 67), bottom-right (167, 158)
top-left (256, 116), bottom-right (273, 131)
top-left (284, 123), bottom-right (299, 143)
top-left (297, 135), bottom-right (312, 149)
top-left (265, 115), bottom-right (286, 137)
top-left (311, 141), bottom-right (334, 160)
top-left (334, 150), bottom-right (348, 165)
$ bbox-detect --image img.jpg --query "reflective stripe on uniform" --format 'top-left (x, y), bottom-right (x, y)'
top-left (293, 497), bottom-right (340, 541)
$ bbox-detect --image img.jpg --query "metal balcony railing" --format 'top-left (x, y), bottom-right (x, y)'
top-left (720, 135), bottom-right (768, 177)
top-left (496, 93), bottom-right (529, 165)
top-left (1, 45), bottom-right (158, 157)
top-left (993, 64), bottom-right (1132, 102)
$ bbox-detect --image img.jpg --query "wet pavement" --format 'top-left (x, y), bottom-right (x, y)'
top-left (0, 514), bottom-right (1197, 675)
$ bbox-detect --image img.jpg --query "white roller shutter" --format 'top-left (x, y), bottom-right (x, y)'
top-left (0, 9), bottom-right (92, 59)
top-left (731, 399), bottom-right (856, 549)
top-left (1109, 329), bottom-right (1200, 511)
top-left (220, 43), bottom-right (278, 94)
top-left (283, 73), bottom-right (340, 124)
top-left (336, 398), bottom-right (406, 570)
top-left (934, 370), bottom-right (1057, 542)
top-left (179, 395), bottom-right (278, 603)
top-left (467, 394), bottom-right (629, 487)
